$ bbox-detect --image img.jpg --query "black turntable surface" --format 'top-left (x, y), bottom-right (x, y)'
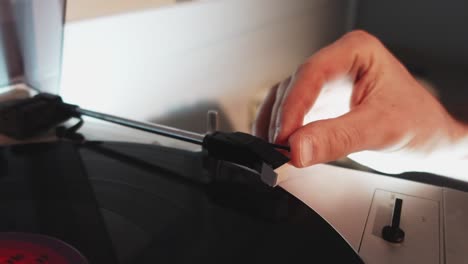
top-left (0, 141), bottom-right (363, 264)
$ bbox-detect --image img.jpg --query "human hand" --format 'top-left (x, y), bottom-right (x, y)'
top-left (254, 30), bottom-right (468, 177)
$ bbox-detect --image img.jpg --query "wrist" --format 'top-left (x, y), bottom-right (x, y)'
top-left (423, 120), bottom-right (468, 180)
top-left (452, 119), bottom-right (468, 140)
top-left (461, 122), bottom-right (468, 138)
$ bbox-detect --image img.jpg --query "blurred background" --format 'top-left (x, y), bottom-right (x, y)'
top-left (355, 0), bottom-right (468, 124)
top-left (0, 0), bottom-right (467, 130)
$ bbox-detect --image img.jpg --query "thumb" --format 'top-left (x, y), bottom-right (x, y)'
top-left (288, 107), bottom-right (391, 167)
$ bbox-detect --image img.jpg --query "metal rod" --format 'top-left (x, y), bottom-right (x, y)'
top-left (206, 110), bottom-right (218, 134)
top-left (77, 108), bottom-right (290, 152)
top-left (77, 108), bottom-right (205, 145)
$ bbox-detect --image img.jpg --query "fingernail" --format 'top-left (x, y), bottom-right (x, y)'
top-left (273, 127), bottom-right (280, 143)
top-left (299, 136), bottom-right (313, 167)
top-left (251, 123), bottom-right (257, 136)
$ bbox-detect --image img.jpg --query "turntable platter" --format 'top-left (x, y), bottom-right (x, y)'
top-left (0, 141), bottom-right (363, 263)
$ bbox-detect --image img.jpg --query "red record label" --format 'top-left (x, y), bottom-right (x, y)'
top-left (0, 233), bottom-right (88, 264)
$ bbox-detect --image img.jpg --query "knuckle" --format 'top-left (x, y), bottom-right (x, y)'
top-left (346, 29), bottom-right (370, 37)
top-left (345, 30), bottom-right (373, 41)
top-left (344, 30), bottom-right (382, 50)
top-left (328, 127), bottom-right (359, 156)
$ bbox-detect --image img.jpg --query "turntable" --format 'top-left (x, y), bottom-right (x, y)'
top-left (1, 2), bottom-right (467, 264)
top-left (0, 87), bottom-right (367, 264)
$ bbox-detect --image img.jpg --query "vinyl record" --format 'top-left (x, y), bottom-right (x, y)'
top-left (0, 232), bottom-right (88, 264)
top-left (0, 141), bottom-right (363, 264)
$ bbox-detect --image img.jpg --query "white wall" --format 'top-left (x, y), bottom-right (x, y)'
top-left (14, 0), bottom-right (65, 93)
top-left (0, 0), bottom-right (65, 92)
top-left (0, 1), bottom-right (22, 87)
top-left (60, 0), bottom-right (350, 133)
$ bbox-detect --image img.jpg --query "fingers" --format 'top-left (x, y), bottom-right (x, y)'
top-left (274, 30), bottom-right (381, 144)
top-left (252, 77), bottom-right (293, 141)
top-left (252, 83), bottom-right (279, 140)
top-left (288, 106), bottom-right (392, 167)
top-left (268, 77), bottom-right (292, 142)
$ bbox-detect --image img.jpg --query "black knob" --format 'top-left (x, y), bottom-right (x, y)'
top-left (382, 198), bottom-right (405, 243)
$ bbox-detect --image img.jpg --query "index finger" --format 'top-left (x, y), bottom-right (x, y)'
top-left (274, 30), bottom-right (379, 144)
